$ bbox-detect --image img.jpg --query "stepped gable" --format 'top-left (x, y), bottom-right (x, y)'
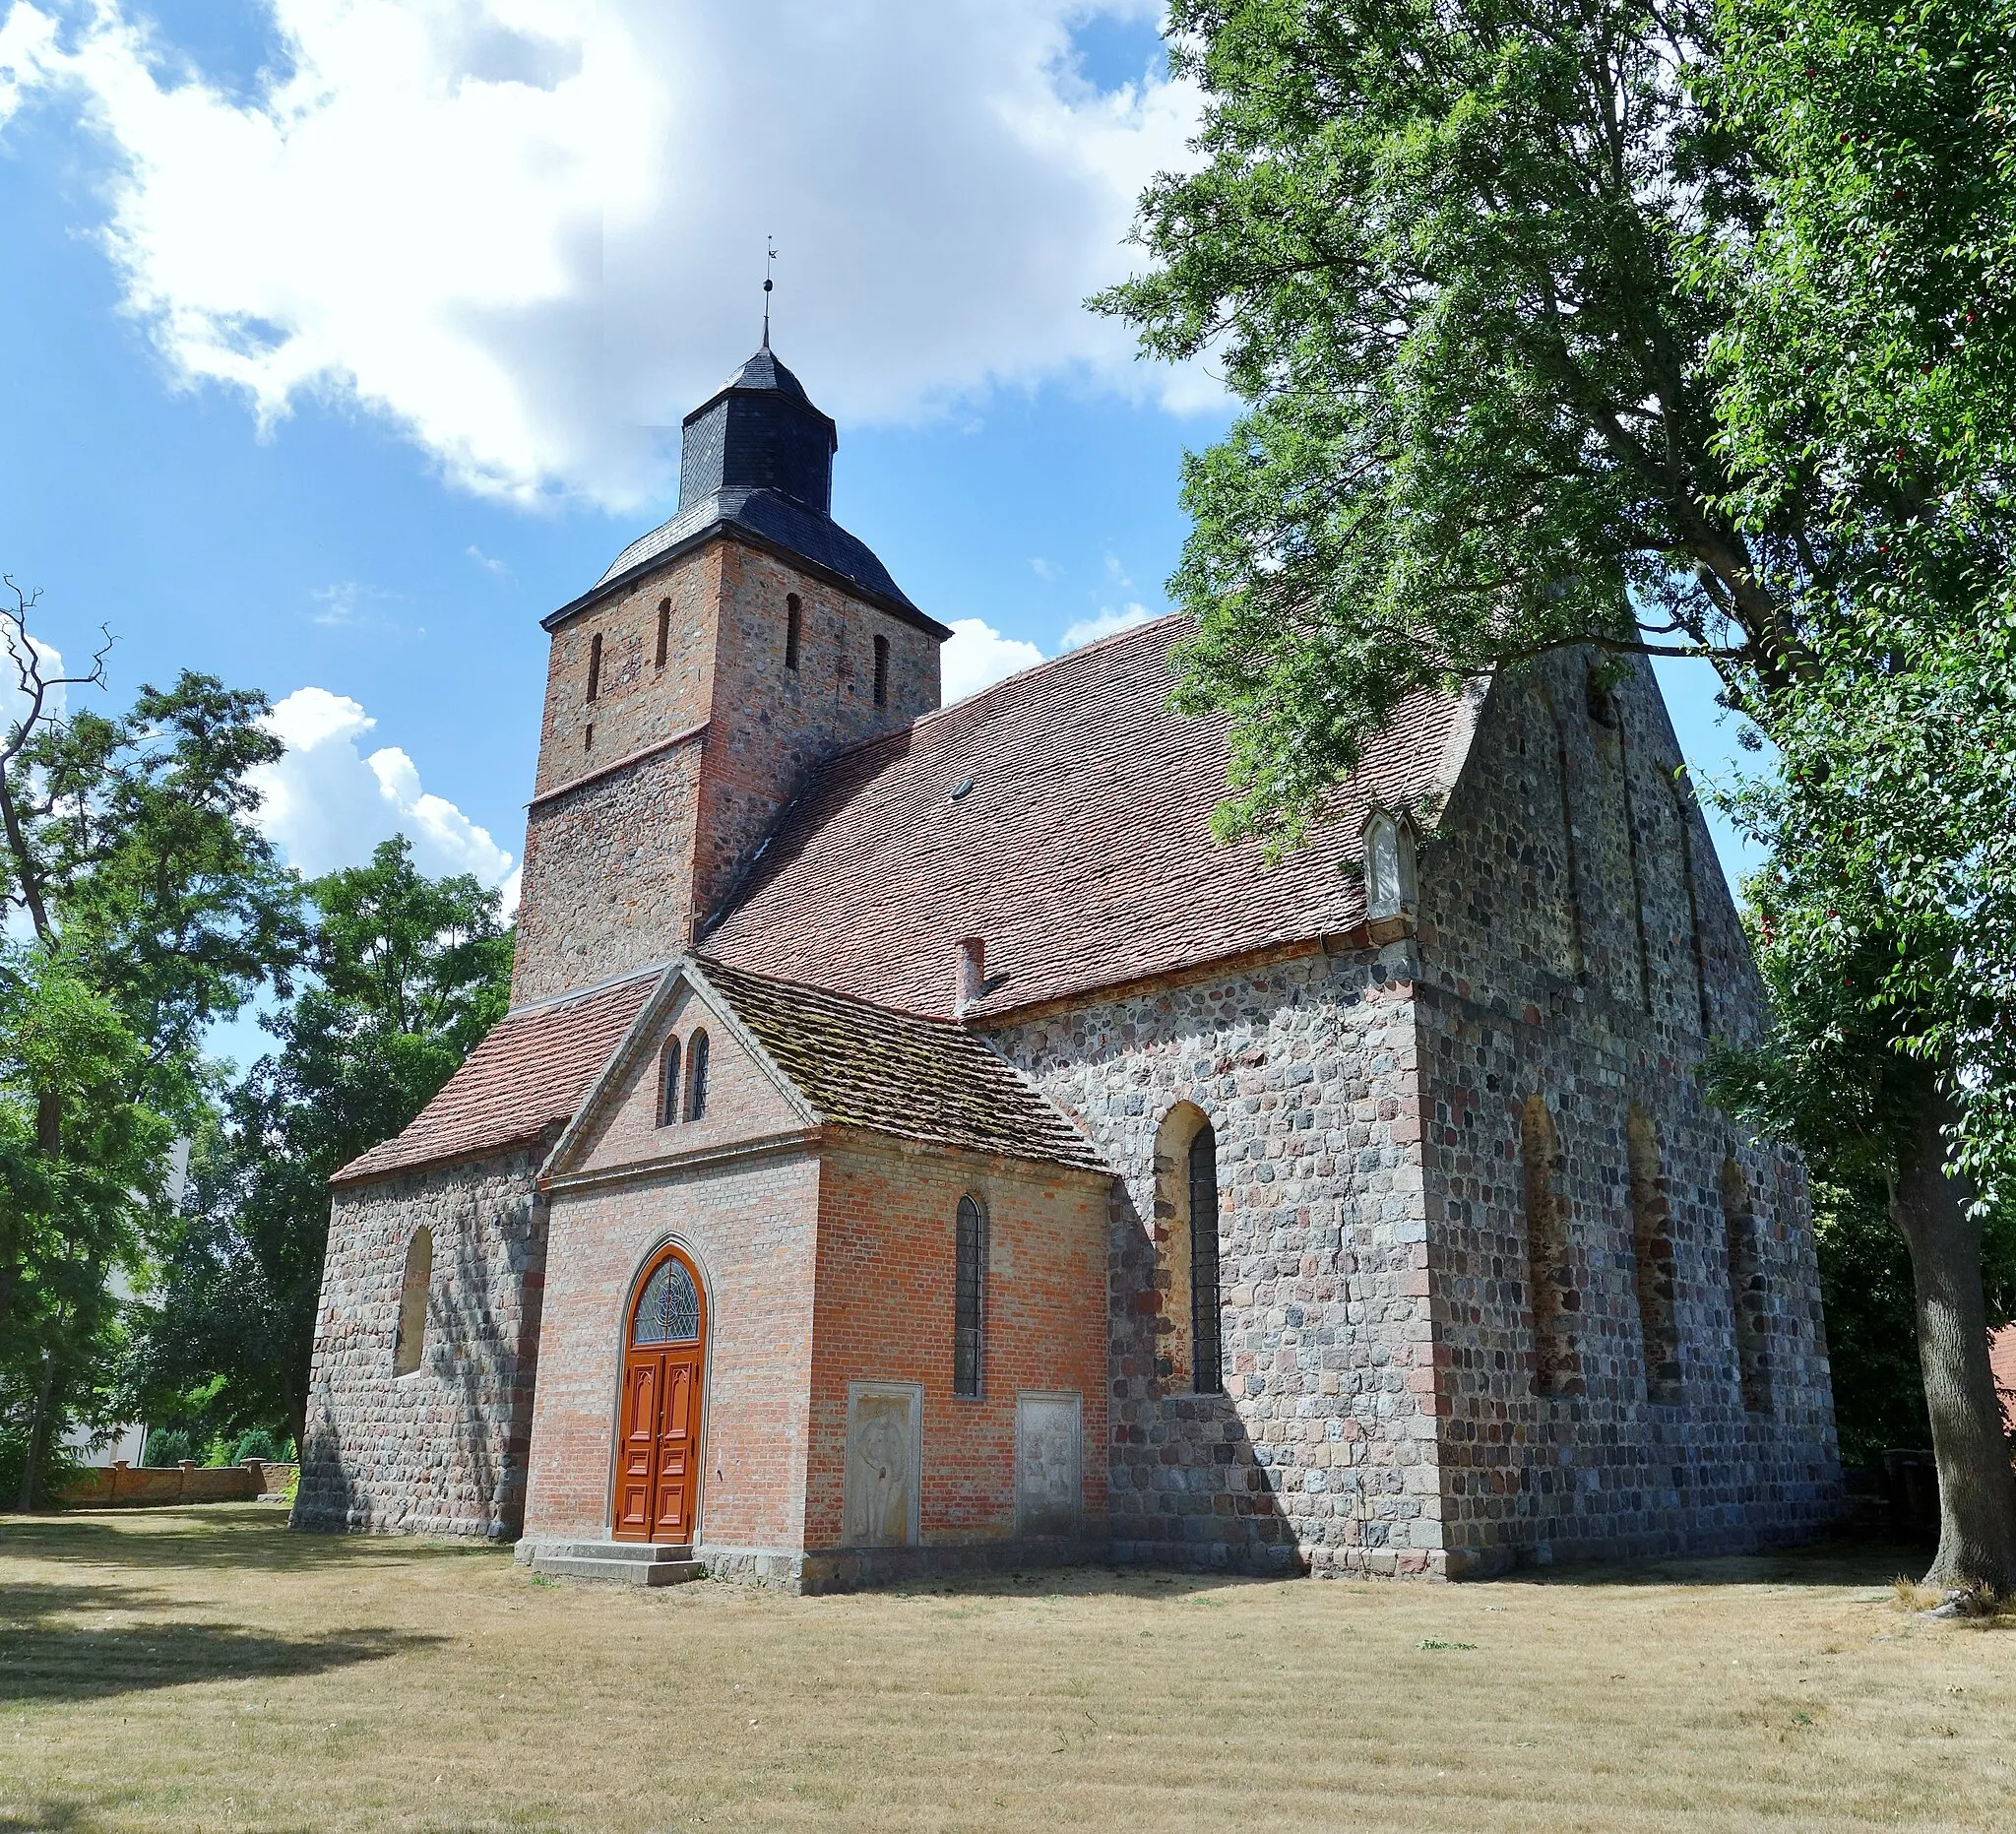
top-left (331, 972), bottom-right (658, 1187)
top-left (698, 961), bottom-right (1105, 1171)
top-left (700, 615), bottom-right (1472, 1020)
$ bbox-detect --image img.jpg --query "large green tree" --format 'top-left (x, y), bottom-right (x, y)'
top-left (1, 582), bottom-right (302, 1504)
top-left (1100, 0), bottom-right (2016, 1583)
top-left (131, 837), bottom-right (513, 1451)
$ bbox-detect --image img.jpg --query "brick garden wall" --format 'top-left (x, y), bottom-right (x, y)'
top-left (991, 952), bottom-right (1442, 1578)
top-left (1415, 650), bottom-right (1840, 1571)
top-left (295, 1151), bottom-right (548, 1540)
top-left (803, 1135), bottom-right (1110, 1550)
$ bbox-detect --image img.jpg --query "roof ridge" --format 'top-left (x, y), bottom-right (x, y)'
top-left (699, 956), bottom-right (960, 1032)
top-left (501, 961), bottom-right (670, 1022)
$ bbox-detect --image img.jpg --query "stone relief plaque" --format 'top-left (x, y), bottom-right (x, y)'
top-left (1015, 1391), bottom-right (1083, 1537)
top-left (843, 1381), bottom-right (921, 1548)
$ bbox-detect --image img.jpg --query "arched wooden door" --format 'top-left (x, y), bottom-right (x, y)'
top-left (613, 1248), bottom-right (706, 1544)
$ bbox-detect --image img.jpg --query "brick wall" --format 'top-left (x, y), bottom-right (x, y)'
top-left (1414, 649), bottom-right (1840, 1571)
top-left (991, 951), bottom-right (1441, 1578)
top-left (804, 1136), bottom-right (1110, 1549)
top-left (295, 1151), bottom-right (547, 1540)
top-left (524, 1149), bottom-right (822, 1549)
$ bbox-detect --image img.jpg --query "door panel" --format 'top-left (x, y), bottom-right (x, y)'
top-left (614, 1357), bottom-right (661, 1541)
top-left (653, 1355), bottom-right (699, 1540)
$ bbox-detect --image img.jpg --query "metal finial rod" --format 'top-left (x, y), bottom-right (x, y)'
top-left (763, 236), bottom-right (777, 348)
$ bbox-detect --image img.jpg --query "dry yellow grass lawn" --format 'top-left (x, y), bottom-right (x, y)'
top-left (3, 1506), bottom-right (2014, 1833)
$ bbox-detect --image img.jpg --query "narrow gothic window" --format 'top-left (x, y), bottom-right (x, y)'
top-left (393, 1228), bottom-right (432, 1376)
top-left (656, 599), bottom-right (671, 670)
top-left (685, 1030), bottom-right (710, 1121)
top-left (786, 594), bottom-right (802, 671)
top-left (587, 630), bottom-right (603, 702)
top-left (1722, 1157), bottom-right (1773, 1412)
top-left (1188, 1126), bottom-right (1223, 1394)
top-left (872, 633), bottom-right (890, 706)
top-left (657, 1038), bottom-right (682, 1127)
top-left (1626, 1106), bottom-right (1681, 1403)
top-left (953, 1194), bottom-right (987, 1398)
top-left (1523, 1096), bottom-right (1579, 1395)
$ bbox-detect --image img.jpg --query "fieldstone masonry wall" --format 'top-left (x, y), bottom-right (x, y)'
top-left (1415, 652), bottom-right (1839, 1571)
top-left (295, 1151), bottom-right (547, 1540)
top-left (992, 949), bottom-right (1442, 1578)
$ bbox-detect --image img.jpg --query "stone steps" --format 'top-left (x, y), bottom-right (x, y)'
top-left (520, 1540), bottom-right (705, 1587)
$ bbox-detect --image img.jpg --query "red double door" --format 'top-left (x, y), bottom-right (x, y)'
top-left (615, 1344), bottom-right (702, 1542)
top-left (614, 1247), bottom-right (706, 1544)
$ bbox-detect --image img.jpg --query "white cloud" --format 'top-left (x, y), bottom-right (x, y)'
top-left (466, 544), bottom-right (509, 577)
top-left (1061, 601), bottom-right (1154, 650)
top-left (250, 685), bottom-right (517, 908)
top-left (0, 0), bottom-right (1208, 508)
top-left (1029, 556), bottom-right (1060, 583)
top-left (941, 617), bottom-right (1043, 705)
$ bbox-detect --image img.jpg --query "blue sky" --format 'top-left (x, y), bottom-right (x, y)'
top-left (0, 0), bottom-right (1755, 1062)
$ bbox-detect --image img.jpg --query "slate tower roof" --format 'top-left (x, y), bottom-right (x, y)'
top-left (578, 338), bottom-right (925, 626)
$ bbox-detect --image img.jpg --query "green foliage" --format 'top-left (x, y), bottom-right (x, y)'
top-left (129, 837), bottom-right (514, 1449)
top-left (141, 1427), bottom-right (194, 1468)
top-left (0, 584), bottom-right (305, 1506)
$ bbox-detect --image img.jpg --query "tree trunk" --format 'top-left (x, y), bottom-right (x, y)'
top-left (1889, 1077), bottom-right (2016, 1594)
top-left (15, 1350), bottom-right (56, 1513)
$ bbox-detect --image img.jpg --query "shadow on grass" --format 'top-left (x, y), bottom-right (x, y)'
top-left (0, 1574), bottom-right (440, 1704)
top-left (0, 1506), bottom-right (508, 1576)
top-left (1506, 1534), bottom-right (1940, 1592)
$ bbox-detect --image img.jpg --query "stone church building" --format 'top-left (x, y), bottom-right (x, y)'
top-left (295, 340), bottom-right (1842, 1587)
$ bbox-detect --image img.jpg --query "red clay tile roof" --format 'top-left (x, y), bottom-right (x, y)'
top-left (1992, 1324), bottom-right (2016, 1437)
top-left (697, 961), bottom-right (1105, 1171)
top-left (330, 972), bottom-right (659, 1187)
top-left (700, 614), bottom-right (1472, 1018)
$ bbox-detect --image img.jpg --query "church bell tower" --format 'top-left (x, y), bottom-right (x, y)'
top-left (509, 340), bottom-right (949, 1006)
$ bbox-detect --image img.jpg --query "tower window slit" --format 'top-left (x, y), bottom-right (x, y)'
top-left (872, 633), bottom-right (889, 706)
top-left (656, 599), bottom-right (671, 670)
top-left (587, 630), bottom-right (602, 703)
top-left (786, 594), bottom-right (801, 671)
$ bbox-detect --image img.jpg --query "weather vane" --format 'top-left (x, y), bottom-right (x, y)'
top-left (763, 236), bottom-right (777, 347)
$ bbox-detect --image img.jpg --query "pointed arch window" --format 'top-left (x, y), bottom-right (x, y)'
top-left (684, 1030), bottom-right (710, 1121)
top-left (657, 1038), bottom-right (682, 1127)
top-left (1721, 1157), bottom-right (1773, 1412)
top-left (632, 1254), bottom-right (701, 1346)
top-left (1523, 1096), bottom-right (1580, 1396)
top-left (1188, 1125), bottom-right (1224, 1395)
top-left (1626, 1106), bottom-right (1681, 1403)
top-left (393, 1228), bottom-right (432, 1376)
top-left (953, 1194), bottom-right (987, 1398)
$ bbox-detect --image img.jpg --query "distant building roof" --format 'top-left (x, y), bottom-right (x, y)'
top-left (330, 972), bottom-right (658, 1187)
top-left (700, 615), bottom-right (1477, 1019)
top-left (697, 961), bottom-right (1105, 1171)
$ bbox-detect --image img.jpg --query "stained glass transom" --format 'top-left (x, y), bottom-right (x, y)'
top-left (632, 1257), bottom-right (701, 1345)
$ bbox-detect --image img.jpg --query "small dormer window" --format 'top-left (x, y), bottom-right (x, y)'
top-left (685, 1029), bottom-right (710, 1121)
top-left (1363, 809), bottom-right (1417, 919)
top-left (872, 633), bottom-right (890, 706)
top-left (786, 594), bottom-right (802, 671)
top-left (587, 630), bottom-right (603, 703)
